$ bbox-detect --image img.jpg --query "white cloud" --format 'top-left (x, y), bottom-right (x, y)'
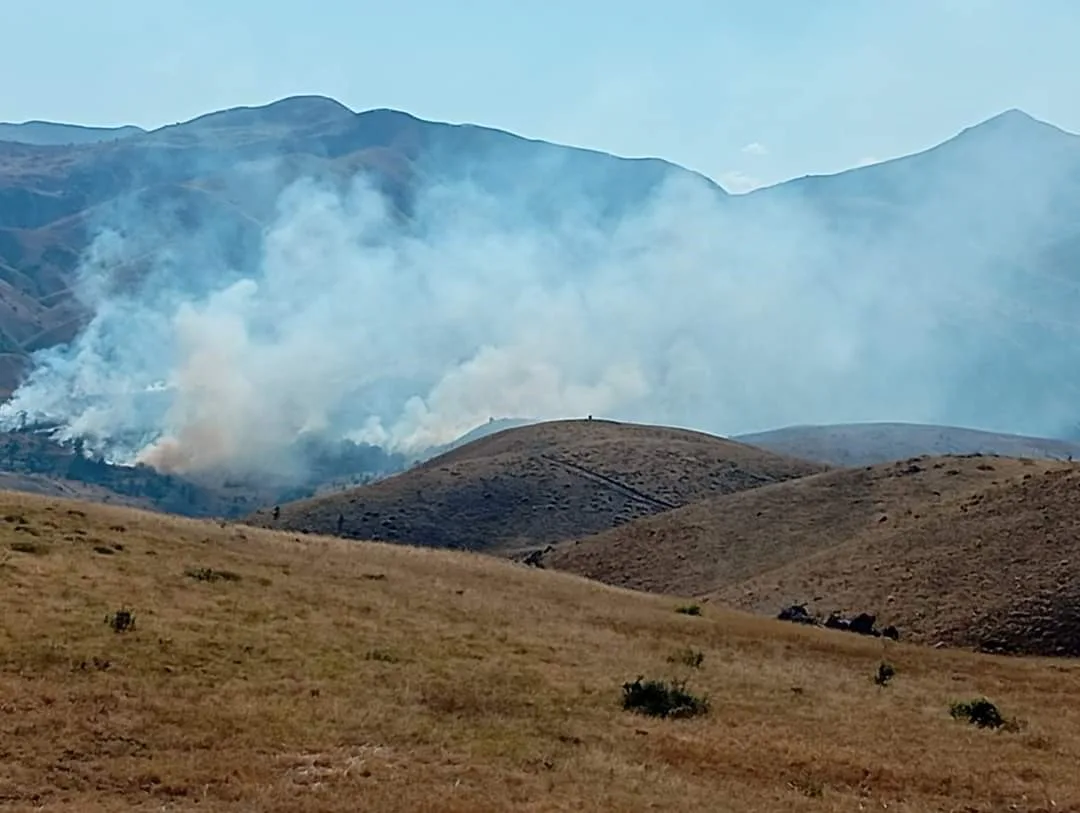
top-left (741, 142), bottom-right (769, 156)
top-left (718, 170), bottom-right (766, 193)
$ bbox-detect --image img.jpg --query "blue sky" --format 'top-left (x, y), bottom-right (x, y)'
top-left (4, 0), bottom-right (1078, 189)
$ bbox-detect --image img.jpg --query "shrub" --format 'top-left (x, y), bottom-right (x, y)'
top-left (10, 540), bottom-right (45, 555)
top-left (874, 662), bottom-right (896, 687)
top-left (365, 649), bottom-right (399, 664)
top-left (788, 776), bottom-right (825, 798)
top-left (185, 567), bottom-right (242, 583)
top-left (950, 698), bottom-right (1005, 729)
top-left (106, 608), bottom-right (136, 633)
top-left (667, 648), bottom-right (705, 669)
top-left (621, 677), bottom-right (709, 719)
top-left (675, 604), bottom-right (702, 616)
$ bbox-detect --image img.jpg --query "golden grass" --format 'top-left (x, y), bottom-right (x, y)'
top-left (550, 455), bottom-right (1080, 651)
top-left (2, 491), bottom-right (1080, 811)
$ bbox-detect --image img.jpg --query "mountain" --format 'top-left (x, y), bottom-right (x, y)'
top-left (545, 453), bottom-right (1080, 656)
top-left (0, 95), bottom-right (721, 400)
top-left (4, 98), bottom-right (1080, 490)
top-left (737, 108), bottom-right (1080, 439)
top-left (734, 422), bottom-right (1080, 467)
top-left (245, 418), bottom-right (825, 550)
top-left (6, 489), bottom-right (1080, 810)
top-left (0, 121), bottom-right (145, 146)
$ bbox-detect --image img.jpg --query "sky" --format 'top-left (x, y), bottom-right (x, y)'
top-left (3, 1), bottom-right (1079, 190)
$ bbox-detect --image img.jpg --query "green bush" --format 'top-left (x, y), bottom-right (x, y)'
top-left (621, 677), bottom-right (709, 719)
top-left (874, 662), bottom-right (896, 687)
top-left (675, 604), bottom-right (702, 616)
top-left (106, 608), bottom-right (136, 634)
top-left (950, 698), bottom-right (1005, 729)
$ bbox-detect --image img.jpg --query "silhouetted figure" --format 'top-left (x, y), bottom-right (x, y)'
top-left (272, 506), bottom-right (280, 521)
top-left (336, 513), bottom-right (345, 534)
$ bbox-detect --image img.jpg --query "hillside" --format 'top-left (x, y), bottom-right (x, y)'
top-left (245, 419), bottom-right (826, 551)
top-left (3, 490), bottom-right (1080, 811)
top-left (0, 425), bottom-right (408, 519)
top-left (735, 422), bottom-right (1080, 467)
top-left (547, 454), bottom-right (1080, 656)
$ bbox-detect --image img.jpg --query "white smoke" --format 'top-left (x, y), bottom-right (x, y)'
top-left (3, 127), bottom-right (1078, 479)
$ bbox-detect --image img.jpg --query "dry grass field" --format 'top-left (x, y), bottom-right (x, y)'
top-left (3, 491), bottom-right (1080, 811)
top-left (547, 455), bottom-right (1080, 656)
top-left (248, 419), bottom-right (824, 551)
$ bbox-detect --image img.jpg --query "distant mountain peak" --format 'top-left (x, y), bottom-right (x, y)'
top-left (177, 95), bottom-right (356, 130)
top-left (957, 107), bottom-right (1073, 142)
top-left (988, 107), bottom-right (1039, 123)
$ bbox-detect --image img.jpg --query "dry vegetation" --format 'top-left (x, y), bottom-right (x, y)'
top-left (548, 454), bottom-right (1080, 655)
top-left (248, 419), bottom-right (824, 552)
top-left (3, 491), bottom-right (1080, 811)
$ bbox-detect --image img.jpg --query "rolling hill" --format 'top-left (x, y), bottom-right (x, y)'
top-left (3, 489), bottom-right (1080, 811)
top-left (546, 453), bottom-right (1080, 656)
top-left (735, 422), bottom-right (1080, 467)
top-left (245, 419), bottom-right (826, 551)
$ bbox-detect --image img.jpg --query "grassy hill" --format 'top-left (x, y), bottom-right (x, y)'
top-left (735, 422), bottom-right (1080, 467)
top-left (547, 454), bottom-right (1080, 656)
top-left (3, 490), bottom-right (1080, 811)
top-left (246, 419), bottom-right (826, 552)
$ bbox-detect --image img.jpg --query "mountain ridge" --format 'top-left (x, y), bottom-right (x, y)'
top-left (4, 100), bottom-right (1073, 186)
top-left (4, 96), bottom-right (1080, 470)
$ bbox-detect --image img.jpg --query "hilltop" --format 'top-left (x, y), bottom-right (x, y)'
top-left (246, 419), bottom-right (826, 551)
top-left (735, 422), bottom-right (1080, 467)
top-left (2, 489), bottom-right (1080, 810)
top-left (546, 454), bottom-right (1080, 656)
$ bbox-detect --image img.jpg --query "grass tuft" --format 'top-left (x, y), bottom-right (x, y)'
top-left (185, 566), bottom-right (242, 583)
top-left (667, 648), bottom-right (706, 669)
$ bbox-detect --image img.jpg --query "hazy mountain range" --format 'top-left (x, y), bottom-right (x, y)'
top-left (1, 96), bottom-right (1079, 485)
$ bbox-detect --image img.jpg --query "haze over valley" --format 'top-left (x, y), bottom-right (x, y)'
top-left (2, 99), bottom-right (1080, 496)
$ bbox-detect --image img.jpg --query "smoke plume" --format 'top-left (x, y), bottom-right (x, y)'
top-left (3, 120), bottom-right (1079, 481)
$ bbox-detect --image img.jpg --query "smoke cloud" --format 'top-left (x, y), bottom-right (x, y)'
top-left (3, 122), bottom-right (1079, 481)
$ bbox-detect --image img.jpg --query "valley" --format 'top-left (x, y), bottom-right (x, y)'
top-left (4, 95), bottom-right (1080, 811)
